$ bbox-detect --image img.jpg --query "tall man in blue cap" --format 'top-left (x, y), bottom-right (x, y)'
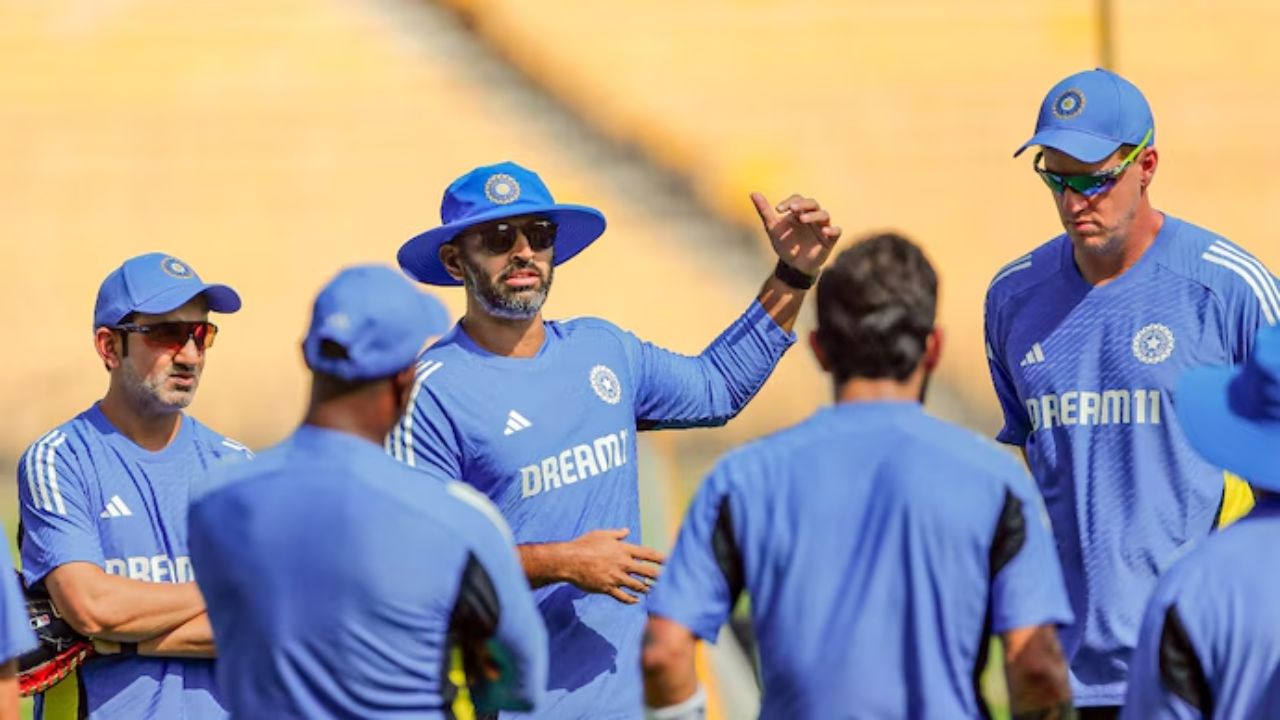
top-left (17, 252), bottom-right (251, 719)
top-left (984, 68), bottom-right (1280, 714)
top-left (190, 265), bottom-right (546, 719)
top-left (1123, 326), bottom-right (1280, 718)
top-left (391, 161), bottom-right (841, 718)
top-left (644, 233), bottom-right (1076, 719)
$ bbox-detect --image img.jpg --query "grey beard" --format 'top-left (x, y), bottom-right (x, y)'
top-left (462, 258), bottom-right (553, 321)
top-left (118, 364), bottom-right (195, 416)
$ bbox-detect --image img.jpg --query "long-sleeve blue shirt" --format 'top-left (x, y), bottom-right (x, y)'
top-left (387, 299), bottom-right (795, 719)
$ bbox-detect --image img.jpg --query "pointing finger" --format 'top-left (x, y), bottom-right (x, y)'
top-left (751, 192), bottom-right (778, 227)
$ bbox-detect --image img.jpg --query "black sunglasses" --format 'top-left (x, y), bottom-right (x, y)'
top-left (114, 321), bottom-right (218, 351)
top-left (470, 219), bottom-right (558, 255)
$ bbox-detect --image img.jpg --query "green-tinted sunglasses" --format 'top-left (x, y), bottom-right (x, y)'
top-left (1033, 128), bottom-right (1153, 197)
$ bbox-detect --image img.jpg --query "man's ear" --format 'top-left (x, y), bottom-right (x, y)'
top-left (438, 242), bottom-right (466, 283)
top-left (922, 327), bottom-right (944, 373)
top-left (95, 327), bottom-right (122, 371)
top-left (1139, 147), bottom-right (1159, 189)
top-left (808, 330), bottom-right (832, 373)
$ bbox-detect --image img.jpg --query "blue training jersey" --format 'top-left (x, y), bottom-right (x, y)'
top-left (387, 300), bottom-right (793, 719)
top-left (983, 215), bottom-right (1279, 705)
top-left (1122, 495), bottom-right (1280, 719)
top-left (17, 403), bottom-right (252, 720)
top-left (648, 401), bottom-right (1073, 719)
top-left (0, 521), bottom-right (37, 663)
top-left (190, 425), bottom-right (547, 719)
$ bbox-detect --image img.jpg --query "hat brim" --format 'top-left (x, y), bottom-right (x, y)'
top-left (397, 204), bottom-right (607, 286)
top-left (132, 283), bottom-right (242, 318)
top-left (1178, 366), bottom-right (1280, 491)
top-left (1013, 128), bottom-right (1123, 163)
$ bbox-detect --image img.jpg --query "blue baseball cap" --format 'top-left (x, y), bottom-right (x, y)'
top-left (397, 161), bottom-right (607, 286)
top-left (1177, 327), bottom-right (1280, 491)
top-left (303, 264), bottom-right (451, 382)
top-left (1013, 68), bottom-right (1155, 163)
top-left (94, 252), bottom-right (241, 328)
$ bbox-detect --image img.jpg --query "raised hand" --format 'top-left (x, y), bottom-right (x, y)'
top-left (563, 528), bottom-right (665, 605)
top-left (751, 192), bottom-right (842, 276)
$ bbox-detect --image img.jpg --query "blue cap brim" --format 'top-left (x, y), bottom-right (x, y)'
top-left (133, 283), bottom-right (242, 317)
top-left (398, 204), bottom-right (607, 286)
top-left (1178, 366), bottom-right (1280, 491)
top-left (1013, 128), bottom-right (1123, 163)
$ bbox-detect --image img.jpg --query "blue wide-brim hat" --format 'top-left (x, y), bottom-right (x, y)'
top-left (398, 161), bottom-right (607, 286)
top-left (1177, 327), bottom-right (1280, 491)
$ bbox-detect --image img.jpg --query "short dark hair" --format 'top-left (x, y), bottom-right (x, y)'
top-left (815, 232), bottom-right (937, 383)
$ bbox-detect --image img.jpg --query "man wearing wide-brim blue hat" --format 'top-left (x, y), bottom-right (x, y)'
top-left (984, 68), bottom-right (1280, 714)
top-left (391, 160), bottom-right (842, 719)
top-left (1123, 327), bottom-right (1280, 718)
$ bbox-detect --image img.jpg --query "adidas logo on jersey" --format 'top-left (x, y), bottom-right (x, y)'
top-left (1019, 343), bottom-right (1047, 368)
top-left (99, 495), bottom-right (133, 519)
top-left (504, 410), bottom-right (533, 436)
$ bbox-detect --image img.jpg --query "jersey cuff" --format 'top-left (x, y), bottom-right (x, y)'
top-left (991, 609), bottom-right (1075, 637)
top-left (22, 555), bottom-right (108, 589)
top-left (995, 425), bottom-right (1029, 446)
top-left (646, 608), bottom-right (721, 645)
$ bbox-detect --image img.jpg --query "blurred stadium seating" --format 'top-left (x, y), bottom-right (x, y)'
top-left (0, 0), bottom-right (828, 465)
top-left (437, 0), bottom-right (1280, 431)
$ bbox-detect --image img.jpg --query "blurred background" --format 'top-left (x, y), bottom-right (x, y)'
top-left (2, 1), bottom-right (1278, 716)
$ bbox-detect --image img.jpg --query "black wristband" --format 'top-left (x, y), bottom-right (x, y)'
top-left (120, 642), bottom-right (138, 656)
top-left (773, 259), bottom-right (818, 290)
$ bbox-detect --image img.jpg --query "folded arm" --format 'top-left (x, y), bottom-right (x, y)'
top-left (0, 661), bottom-right (17, 720)
top-left (44, 562), bottom-right (205, 643)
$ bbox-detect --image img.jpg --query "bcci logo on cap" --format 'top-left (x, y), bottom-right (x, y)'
top-left (484, 173), bottom-right (521, 205)
top-left (1052, 89), bottom-right (1086, 120)
top-left (324, 312), bottom-right (351, 331)
top-left (1132, 323), bottom-right (1175, 365)
top-left (160, 256), bottom-right (194, 279)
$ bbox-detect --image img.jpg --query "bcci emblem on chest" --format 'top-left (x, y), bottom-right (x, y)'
top-left (590, 365), bottom-right (622, 405)
top-left (1132, 323), bottom-right (1175, 365)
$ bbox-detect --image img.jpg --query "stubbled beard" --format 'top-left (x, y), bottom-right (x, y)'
top-left (119, 361), bottom-right (199, 415)
top-left (460, 254), bottom-right (554, 321)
